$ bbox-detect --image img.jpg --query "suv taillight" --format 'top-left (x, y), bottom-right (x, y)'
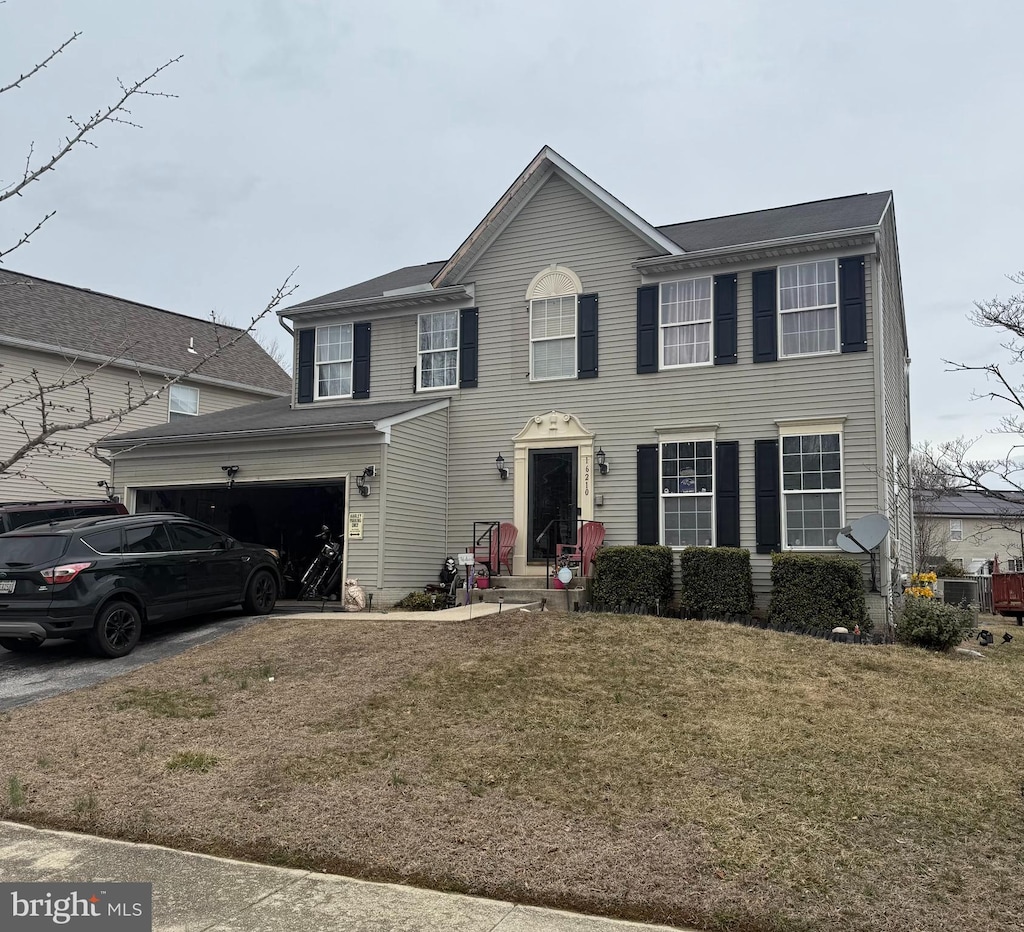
top-left (41, 562), bottom-right (93, 585)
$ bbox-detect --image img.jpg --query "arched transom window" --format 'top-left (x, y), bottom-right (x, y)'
top-left (526, 265), bottom-right (582, 381)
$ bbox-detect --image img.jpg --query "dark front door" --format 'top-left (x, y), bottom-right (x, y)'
top-left (528, 448), bottom-right (578, 562)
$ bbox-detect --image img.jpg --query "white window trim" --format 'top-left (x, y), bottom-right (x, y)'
top-left (949, 519), bottom-right (963, 542)
top-left (777, 258), bottom-right (840, 359)
top-left (779, 422), bottom-right (845, 552)
top-left (167, 383), bottom-right (199, 422)
top-left (529, 294), bottom-right (578, 382)
top-left (658, 275), bottom-right (714, 370)
top-left (416, 311), bottom-right (460, 392)
top-left (659, 435), bottom-right (716, 550)
top-left (314, 323), bottom-right (353, 401)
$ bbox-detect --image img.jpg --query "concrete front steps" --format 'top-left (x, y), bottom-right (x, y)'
top-left (478, 574), bottom-right (588, 610)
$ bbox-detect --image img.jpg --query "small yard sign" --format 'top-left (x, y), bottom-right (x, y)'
top-left (347, 512), bottom-right (364, 540)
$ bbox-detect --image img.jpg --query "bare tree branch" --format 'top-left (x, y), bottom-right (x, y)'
top-left (0, 31), bottom-right (80, 96)
top-left (0, 211), bottom-right (55, 263)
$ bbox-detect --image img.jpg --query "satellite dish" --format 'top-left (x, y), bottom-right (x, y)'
top-left (836, 513), bottom-right (890, 553)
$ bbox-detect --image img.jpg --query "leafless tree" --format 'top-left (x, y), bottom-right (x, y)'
top-left (908, 447), bottom-right (961, 570)
top-left (0, 21), bottom-right (297, 490)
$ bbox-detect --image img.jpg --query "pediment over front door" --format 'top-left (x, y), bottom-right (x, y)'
top-left (513, 411), bottom-right (594, 445)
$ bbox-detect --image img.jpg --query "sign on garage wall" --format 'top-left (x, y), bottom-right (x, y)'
top-left (347, 512), bottom-right (364, 540)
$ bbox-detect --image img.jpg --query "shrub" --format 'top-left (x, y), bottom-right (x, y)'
top-left (934, 560), bottom-right (964, 578)
top-left (591, 546), bottom-right (674, 610)
top-left (679, 547), bottom-right (754, 618)
top-left (768, 553), bottom-right (869, 633)
top-left (392, 591), bottom-right (442, 611)
top-left (895, 596), bottom-right (974, 651)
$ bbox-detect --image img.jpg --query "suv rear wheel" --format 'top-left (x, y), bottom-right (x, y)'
top-left (88, 601), bottom-right (141, 658)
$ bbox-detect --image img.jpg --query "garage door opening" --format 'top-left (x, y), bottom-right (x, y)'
top-left (135, 482), bottom-right (345, 599)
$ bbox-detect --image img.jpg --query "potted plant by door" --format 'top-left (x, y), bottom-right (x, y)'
top-left (474, 566), bottom-right (490, 589)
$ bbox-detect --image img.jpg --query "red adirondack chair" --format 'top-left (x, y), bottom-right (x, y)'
top-left (556, 521), bottom-right (606, 577)
top-left (471, 522), bottom-right (518, 576)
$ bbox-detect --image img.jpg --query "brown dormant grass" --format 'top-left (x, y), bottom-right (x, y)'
top-left (2, 613), bottom-right (1022, 932)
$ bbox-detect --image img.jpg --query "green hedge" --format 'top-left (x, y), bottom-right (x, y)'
top-left (768, 553), bottom-right (869, 632)
top-left (591, 546), bottom-right (674, 610)
top-left (895, 596), bottom-right (974, 651)
top-left (392, 591), bottom-right (442, 611)
top-left (679, 547), bottom-right (754, 618)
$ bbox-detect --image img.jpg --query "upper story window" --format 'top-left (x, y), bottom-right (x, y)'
top-left (661, 439), bottom-right (714, 547)
top-left (779, 260), bottom-right (838, 357)
top-left (418, 311), bottom-right (458, 390)
top-left (949, 519), bottom-right (963, 541)
top-left (168, 384), bottom-right (199, 422)
top-left (315, 324), bottom-right (353, 399)
top-left (527, 264), bottom-right (583, 382)
top-left (660, 277), bottom-right (712, 367)
top-left (781, 430), bottom-right (843, 548)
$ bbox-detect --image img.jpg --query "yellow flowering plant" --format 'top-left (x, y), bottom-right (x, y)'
top-left (905, 571), bottom-right (938, 599)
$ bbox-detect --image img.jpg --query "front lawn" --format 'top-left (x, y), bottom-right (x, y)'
top-left (2, 613), bottom-right (1022, 932)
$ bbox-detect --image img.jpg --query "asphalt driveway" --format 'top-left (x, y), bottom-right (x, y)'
top-left (0, 610), bottom-right (269, 712)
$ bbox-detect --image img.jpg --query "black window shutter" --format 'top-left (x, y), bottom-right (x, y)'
top-left (412, 366), bottom-right (418, 393)
top-left (296, 328), bottom-right (315, 404)
top-left (751, 269), bottom-right (777, 363)
top-left (754, 439), bottom-right (781, 554)
top-left (713, 274), bottom-right (738, 366)
top-left (636, 285), bottom-right (659, 374)
top-left (637, 444), bottom-right (660, 544)
top-left (577, 294), bottom-right (599, 379)
top-left (460, 307), bottom-right (479, 388)
top-left (839, 256), bottom-right (868, 353)
top-left (715, 441), bottom-right (740, 547)
top-left (352, 322), bottom-right (371, 399)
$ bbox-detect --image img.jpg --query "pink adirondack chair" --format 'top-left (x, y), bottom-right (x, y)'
top-left (471, 522), bottom-right (518, 576)
top-left (556, 521), bottom-right (606, 577)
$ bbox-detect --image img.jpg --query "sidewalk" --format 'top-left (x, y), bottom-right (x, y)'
top-left (0, 822), bottom-right (695, 931)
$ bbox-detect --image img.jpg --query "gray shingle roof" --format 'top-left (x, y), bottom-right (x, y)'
top-left (103, 396), bottom-right (438, 446)
top-left (288, 261), bottom-right (447, 310)
top-left (917, 491), bottom-right (1024, 517)
top-left (287, 192), bottom-right (892, 313)
top-left (656, 191), bottom-right (892, 252)
top-left (0, 269), bottom-right (291, 395)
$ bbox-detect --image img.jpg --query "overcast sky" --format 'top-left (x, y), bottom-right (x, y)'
top-left (2, 0), bottom-right (1022, 458)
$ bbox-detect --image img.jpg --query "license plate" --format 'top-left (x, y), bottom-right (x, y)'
top-left (0, 580), bottom-right (15, 594)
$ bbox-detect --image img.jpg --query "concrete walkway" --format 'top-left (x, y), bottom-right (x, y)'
top-left (0, 822), bottom-right (694, 931)
top-left (281, 600), bottom-right (539, 622)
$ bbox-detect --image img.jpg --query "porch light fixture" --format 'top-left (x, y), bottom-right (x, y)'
top-left (221, 465), bottom-right (239, 488)
top-left (356, 465), bottom-right (375, 498)
top-left (596, 448), bottom-right (609, 475)
top-left (495, 453), bottom-right (509, 480)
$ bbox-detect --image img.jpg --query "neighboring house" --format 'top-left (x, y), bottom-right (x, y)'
top-left (915, 491), bottom-right (1024, 573)
top-left (104, 146), bottom-right (913, 624)
top-left (0, 269), bottom-right (290, 500)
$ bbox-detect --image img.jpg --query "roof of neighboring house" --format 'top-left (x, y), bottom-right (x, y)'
top-left (917, 490), bottom-right (1024, 518)
top-left (103, 396), bottom-right (445, 447)
top-left (655, 191), bottom-right (893, 252)
top-left (284, 188), bottom-right (892, 314)
top-left (0, 269), bottom-right (291, 395)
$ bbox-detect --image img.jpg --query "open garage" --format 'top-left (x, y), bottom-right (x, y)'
top-left (135, 481), bottom-right (345, 599)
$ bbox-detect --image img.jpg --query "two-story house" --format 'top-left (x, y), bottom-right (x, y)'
top-left (915, 491), bottom-right (1024, 573)
top-left (0, 269), bottom-right (291, 500)
top-left (104, 147), bottom-right (913, 623)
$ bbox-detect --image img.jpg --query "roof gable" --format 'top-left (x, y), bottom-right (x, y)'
top-left (0, 269), bottom-right (290, 394)
top-left (431, 146), bottom-right (682, 288)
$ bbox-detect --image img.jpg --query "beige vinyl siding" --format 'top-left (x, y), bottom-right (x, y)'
top-left (0, 345), bottom-right (271, 501)
top-left (110, 433), bottom-right (383, 588)
top-left (920, 515), bottom-right (1020, 569)
top-left (424, 172), bottom-right (882, 608)
top-left (878, 205), bottom-right (914, 577)
top-left (381, 408), bottom-right (448, 592)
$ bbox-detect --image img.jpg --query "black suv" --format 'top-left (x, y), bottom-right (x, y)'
top-left (0, 513), bottom-right (281, 658)
top-left (0, 499), bottom-right (127, 533)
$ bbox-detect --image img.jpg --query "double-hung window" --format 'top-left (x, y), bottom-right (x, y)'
top-left (530, 295), bottom-right (577, 380)
top-left (949, 519), bottom-right (963, 542)
top-left (782, 431), bottom-right (843, 548)
top-left (660, 439), bottom-right (714, 547)
top-left (168, 384), bottom-right (199, 422)
top-left (779, 260), bottom-right (838, 357)
top-left (315, 324), bottom-right (353, 399)
top-left (417, 311), bottom-right (458, 390)
top-left (660, 277), bottom-right (712, 367)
